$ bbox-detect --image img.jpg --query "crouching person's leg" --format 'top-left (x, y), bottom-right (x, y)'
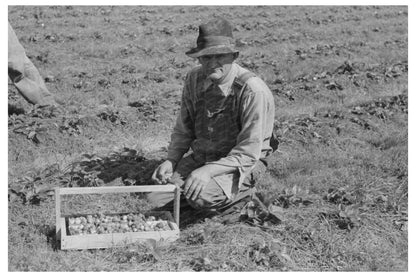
top-left (147, 154), bottom-right (232, 210)
top-left (185, 179), bottom-right (231, 210)
top-left (147, 179), bottom-right (231, 210)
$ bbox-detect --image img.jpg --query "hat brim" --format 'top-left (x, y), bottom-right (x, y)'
top-left (186, 45), bottom-right (239, 58)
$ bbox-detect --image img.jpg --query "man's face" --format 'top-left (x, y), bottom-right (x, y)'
top-left (198, 53), bottom-right (236, 82)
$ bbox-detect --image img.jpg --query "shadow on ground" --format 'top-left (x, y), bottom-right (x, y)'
top-left (63, 147), bottom-right (163, 187)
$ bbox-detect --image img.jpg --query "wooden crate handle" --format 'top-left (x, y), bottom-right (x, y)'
top-left (173, 186), bottom-right (180, 226)
top-left (57, 185), bottom-right (177, 195)
top-left (55, 187), bottom-right (61, 242)
top-left (55, 185), bottom-right (180, 240)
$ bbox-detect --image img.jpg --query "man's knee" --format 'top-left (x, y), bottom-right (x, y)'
top-left (186, 181), bottom-right (230, 210)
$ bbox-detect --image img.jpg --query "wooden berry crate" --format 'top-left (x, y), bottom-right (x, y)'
top-left (55, 185), bottom-right (180, 250)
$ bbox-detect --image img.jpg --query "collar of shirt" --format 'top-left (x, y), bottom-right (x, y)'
top-left (201, 63), bottom-right (238, 96)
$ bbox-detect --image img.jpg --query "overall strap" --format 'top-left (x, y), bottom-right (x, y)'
top-left (232, 71), bottom-right (257, 91)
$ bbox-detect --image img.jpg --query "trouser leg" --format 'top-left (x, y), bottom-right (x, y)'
top-left (8, 22), bottom-right (56, 106)
top-left (147, 158), bottom-right (267, 211)
top-left (12, 67), bottom-right (56, 106)
top-left (186, 179), bottom-right (231, 209)
top-left (146, 179), bottom-right (231, 210)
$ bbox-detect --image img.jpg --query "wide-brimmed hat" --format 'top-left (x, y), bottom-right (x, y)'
top-left (185, 18), bottom-right (239, 58)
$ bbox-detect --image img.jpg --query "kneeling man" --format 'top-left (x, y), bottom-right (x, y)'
top-left (150, 18), bottom-right (276, 210)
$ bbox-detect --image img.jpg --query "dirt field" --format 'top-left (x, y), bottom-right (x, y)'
top-left (8, 6), bottom-right (407, 271)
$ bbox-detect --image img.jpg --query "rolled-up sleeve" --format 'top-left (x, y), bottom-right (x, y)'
top-left (167, 74), bottom-right (195, 164)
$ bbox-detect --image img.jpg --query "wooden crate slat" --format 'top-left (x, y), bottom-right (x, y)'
top-left (60, 218), bottom-right (179, 250)
top-left (55, 187), bottom-right (61, 241)
top-left (58, 185), bottom-right (176, 195)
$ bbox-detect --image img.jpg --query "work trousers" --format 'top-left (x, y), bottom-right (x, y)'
top-left (147, 155), bottom-right (267, 210)
top-left (8, 22), bottom-right (56, 106)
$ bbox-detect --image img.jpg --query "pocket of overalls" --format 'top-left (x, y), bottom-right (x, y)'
top-left (209, 108), bottom-right (227, 141)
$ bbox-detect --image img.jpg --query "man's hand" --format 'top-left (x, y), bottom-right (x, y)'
top-left (152, 160), bottom-right (175, 184)
top-left (183, 167), bottom-right (212, 201)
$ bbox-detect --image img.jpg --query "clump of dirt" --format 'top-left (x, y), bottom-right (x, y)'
top-left (128, 98), bottom-right (160, 121)
top-left (349, 94), bottom-right (408, 119)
